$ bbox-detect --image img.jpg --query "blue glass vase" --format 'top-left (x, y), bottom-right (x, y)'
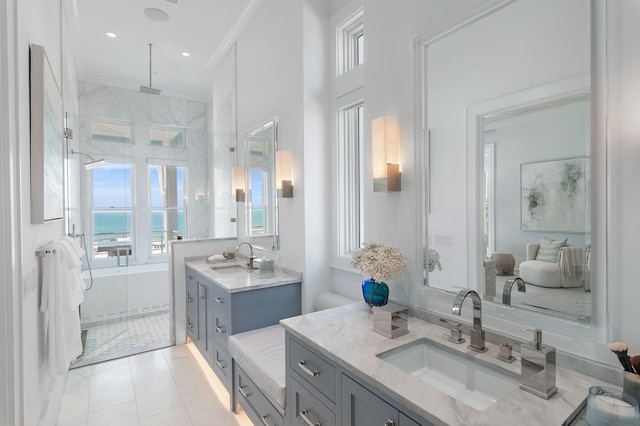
top-left (361, 278), bottom-right (389, 308)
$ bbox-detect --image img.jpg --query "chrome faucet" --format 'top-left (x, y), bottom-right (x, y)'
top-left (235, 242), bottom-right (256, 270)
top-left (452, 289), bottom-right (486, 353)
top-left (502, 277), bottom-right (526, 305)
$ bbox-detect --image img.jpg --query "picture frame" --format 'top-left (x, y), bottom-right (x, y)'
top-left (521, 157), bottom-right (588, 233)
top-left (30, 44), bottom-right (64, 223)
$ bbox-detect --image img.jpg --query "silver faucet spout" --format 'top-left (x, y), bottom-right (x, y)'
top-left (452, 289), bottom-right (486, 353)
top-left (235, 242), bottom-right (256, 270)
top-left (502, 277), bottom-right (526, 305)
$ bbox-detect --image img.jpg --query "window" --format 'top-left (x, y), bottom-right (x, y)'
top-left (149, 163), bottom-right (186, 254)
top-left (91, 161), bottom-right (133, 260)
top-left (337, 7), bottom-right (364, 75)
top-left (249, 169), bottom-right (269, 236)
top-left (90, 119), bottom-right (132, 144)
top-left (149, 125), bottom-right (186, 148)
top-left (338, 101), bottom-right (364, 256)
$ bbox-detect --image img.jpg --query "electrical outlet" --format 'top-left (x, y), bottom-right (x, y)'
top-left (434, 234), bottom-right (453, 247)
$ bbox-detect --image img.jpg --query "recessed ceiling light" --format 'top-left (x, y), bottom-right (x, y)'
top-left (181, 52), bottom-right (190, 57)
top-left (144, 8), bottom-right (169, 22)
top-left (106, 32), bottom-right (117, 38)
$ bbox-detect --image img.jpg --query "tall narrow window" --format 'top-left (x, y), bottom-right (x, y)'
top-left (91, 161), bottom-right (133, 260)
top-left (337, 8), bottom-right (364, 76)
top-left (338, 101), bottom-right (364, 256)
top-left (150, 163), bottom-right (186, 254)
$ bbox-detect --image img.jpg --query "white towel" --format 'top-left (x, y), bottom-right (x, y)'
top-left (560, 247), bottom-right (583, 279)
top-left (40, 239), bottom-right (84, 376)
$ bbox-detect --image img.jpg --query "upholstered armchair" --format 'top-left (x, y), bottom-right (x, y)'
top-left (519, 242), bottom-right (584, 288)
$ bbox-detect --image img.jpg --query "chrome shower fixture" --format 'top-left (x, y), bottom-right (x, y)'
top-left (140, 43), bottom-right (162, 95)
top-left (71, 149), bottom-right (106, 169)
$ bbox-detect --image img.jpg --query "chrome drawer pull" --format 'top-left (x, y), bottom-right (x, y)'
top-left (187, 275), bottom-right (193, 279)
top-left (260, 414), bottom-right (271, 426)
top-left (187, 297), bottom-right (193, 303)
top-left (187, 323), bottom-right (194, 330)
top-left (239, 385), bottom-right (251, 398)
top-left (216, 325), bottom-right (226, 334)
top-left (300, 409), bottom-right (320, 426)
top-left (214, 297), bottom-right (224, 303)
top-left (297, 361), bottom-right (319, 377)
top-left (215, 359), bottom-right (226, 369)
top-left (385, 420), bottom-right (396, 426)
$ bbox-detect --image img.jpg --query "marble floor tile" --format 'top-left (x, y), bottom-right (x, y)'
top-left (57, 343), bottom-right (251, 426)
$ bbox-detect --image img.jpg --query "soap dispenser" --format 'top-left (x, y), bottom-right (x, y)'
top-left (519, 328), bottom-right (558, 399)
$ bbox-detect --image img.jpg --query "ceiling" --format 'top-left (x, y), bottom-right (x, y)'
top-left (74, 0), bottom-right (256, 101)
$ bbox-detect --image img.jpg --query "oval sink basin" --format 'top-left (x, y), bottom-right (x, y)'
top-left (377, 338), bottom-right (519, 411)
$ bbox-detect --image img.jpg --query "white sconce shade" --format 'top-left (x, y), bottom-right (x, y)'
top-left (372, 116), bottom-right (401, 192)
top-left (276, 150), bottom-right (294, 198)
top-left (232, 166), bottom-right (245, 202)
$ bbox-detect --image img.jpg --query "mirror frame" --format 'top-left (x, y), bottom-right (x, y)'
top-left (244, 116), bottom-right (280, 252)
top-left (415, 0), bottom-right (610, 341)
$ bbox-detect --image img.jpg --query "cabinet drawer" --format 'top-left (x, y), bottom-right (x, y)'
top-left (211, 285), bottom-right (231, 318)
top-left (213, 314), bottom-right (230, 348)
top-left (186, 311), bottom-right (197, 342)
top-left (235, 364), bottom-right (284, 426)
top-left (213, 346), bottom-right (232, 391)
top-left (290, 339), bottom-right (337, 403)
top-left (290, 376), bottom-right (336, 426)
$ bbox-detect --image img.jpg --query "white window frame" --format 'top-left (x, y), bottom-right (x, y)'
top-left (88, 116), bottom-right (134, 144)
top-left (148, 159), bottom-right (188, 256)
top-left (88, 157), bottom-right (136, 266)
top-left (148, 124), bottom-right (188, 149)
top-left (336, 7), bottom-right (364, 76)
top-left (337, 91), bottom-right (364, 258)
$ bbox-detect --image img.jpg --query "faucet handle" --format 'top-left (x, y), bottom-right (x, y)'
top-left (496, 342), bottom-right (516, 363)
top-left (521, 328), bottom-right (542, 348)
top-left (440, 318), bottom-right (465, 344)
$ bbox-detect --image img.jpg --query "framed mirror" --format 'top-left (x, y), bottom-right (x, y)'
top-left (421, 0), bottom-right (595, 323)
top-left (245, 117), bottom-right (279, 251)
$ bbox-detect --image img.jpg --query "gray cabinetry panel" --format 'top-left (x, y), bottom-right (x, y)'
top-left (341, 374), bottom-right (398, 426)
top-left (290, 338), bottom-right (337, 403)
top-left (234, 363), bottom-right (284, 426)
top-left (290, 376), bottom-right (336, 426)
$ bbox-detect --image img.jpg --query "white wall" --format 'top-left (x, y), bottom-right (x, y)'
top-left (13, 0), bottom-right (77, 423)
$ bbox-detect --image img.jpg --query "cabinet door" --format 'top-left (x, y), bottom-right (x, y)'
top-left (341, 374), bottom-right (398, 426)
top-left (197, 280), bottom-right (214, 363)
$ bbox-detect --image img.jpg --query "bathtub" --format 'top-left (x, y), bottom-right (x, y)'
top-left (81, 263), bottom-right (170, 321)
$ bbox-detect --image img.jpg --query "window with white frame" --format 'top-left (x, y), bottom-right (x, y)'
top-left (90, 161), bottom-right (133, 260)
top-left (90, 118), bottom-right (132, 144)
top-left (337, 7), bottom-right (364, 76)
top-left (338, 100), bottom-right (364, 256)
top-left (149, 162), bottom-right (186, 254)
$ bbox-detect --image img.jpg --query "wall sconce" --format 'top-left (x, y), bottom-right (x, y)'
top-left (372, 116), bottom-right (401, 192)
top-left (232, 166), bottom-right (245, 202)
top-left (276, 150), bottom-right (294, 198)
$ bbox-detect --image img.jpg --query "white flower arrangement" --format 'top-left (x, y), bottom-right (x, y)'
top-left (426, 248), bottom-right (442, 272)
top-left (350, 242), bottom-right (408, 282)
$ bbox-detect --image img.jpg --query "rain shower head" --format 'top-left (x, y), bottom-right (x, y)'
top-left (71, 149), bottom-right (106, 169)
top-left (140, 43), bottom-right (162, 95)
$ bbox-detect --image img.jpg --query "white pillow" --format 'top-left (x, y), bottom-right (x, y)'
top-left (535, 237), bottom-right (567, 263)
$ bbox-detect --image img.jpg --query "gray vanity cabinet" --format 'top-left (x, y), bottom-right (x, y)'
top-left (286, 333), bottom-right (432, 426)
top-left (186, 261), bottom-right (302, 393)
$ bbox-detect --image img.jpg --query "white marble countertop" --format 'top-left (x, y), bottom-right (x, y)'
top-left (185, 259), bottom-right (301, 293)
top-left (280, 302), bottom-right (609, 426)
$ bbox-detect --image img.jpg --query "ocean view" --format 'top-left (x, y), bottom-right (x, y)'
top-left (94, 211), bottom-right (185, 241)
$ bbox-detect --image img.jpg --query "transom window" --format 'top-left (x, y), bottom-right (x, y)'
top-left (149, 125), bottom-right (186, 148)
top-left (90, 119), bottom-right (132, 144)
top-left (337, 7), bottom-right (364, 75)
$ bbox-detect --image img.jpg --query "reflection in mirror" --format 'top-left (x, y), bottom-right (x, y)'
top-left (245, 117), bottom-right (278, 251)
top-left (423, 0), bottom-right (592, 323)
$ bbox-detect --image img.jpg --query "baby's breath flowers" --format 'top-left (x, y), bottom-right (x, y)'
top-left (426, 248), bottom-right (442, 272)
top-left (350, 242), bottom-right (408, 282)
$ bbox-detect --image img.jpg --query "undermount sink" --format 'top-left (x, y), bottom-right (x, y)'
top-left (377, 338), bottom-right (519, 411)
top-left (209, 263), bottom-right (247, 274)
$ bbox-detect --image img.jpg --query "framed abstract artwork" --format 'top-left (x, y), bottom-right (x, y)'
top-left (521, 157), bottom-right (588, 233)
top-left (30, 44), bottom-right (64, 223)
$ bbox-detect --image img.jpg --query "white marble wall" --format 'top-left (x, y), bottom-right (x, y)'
top-left (73, 82), bottom-right (210, 265)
